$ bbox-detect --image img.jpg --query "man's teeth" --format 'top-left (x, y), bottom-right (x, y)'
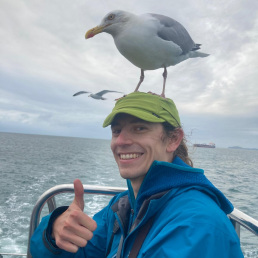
top-left (120, 153), bottom-right (141, 160)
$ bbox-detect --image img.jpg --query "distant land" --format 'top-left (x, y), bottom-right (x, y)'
top-left (228, 146), bottom-right (258, 151)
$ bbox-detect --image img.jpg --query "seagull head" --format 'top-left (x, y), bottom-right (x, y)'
top-left (85, 10), bottom-right (134, 38)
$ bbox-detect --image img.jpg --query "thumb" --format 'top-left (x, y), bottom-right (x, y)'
top-left (72, 179), bottom-right (85, 211)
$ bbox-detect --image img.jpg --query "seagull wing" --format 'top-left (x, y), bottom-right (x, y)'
top-left (149, 14), bottom-right (198, 54)
top-left (73, 91), bottom-right (91, 97)
top-left (95, 90), bottom-right (123, 96)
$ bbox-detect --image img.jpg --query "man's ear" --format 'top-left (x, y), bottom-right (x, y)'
top-left (166, 128), bottom-right (184, 153)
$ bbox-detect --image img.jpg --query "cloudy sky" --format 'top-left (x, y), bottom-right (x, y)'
top-left (1, 0), bottom-right (258, 148)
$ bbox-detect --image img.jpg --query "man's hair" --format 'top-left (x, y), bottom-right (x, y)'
top-left (162, 122), bottom-right (193, 167)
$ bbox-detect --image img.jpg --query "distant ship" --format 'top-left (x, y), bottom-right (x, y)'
top-left (193, 143), bottom-right (216, 148)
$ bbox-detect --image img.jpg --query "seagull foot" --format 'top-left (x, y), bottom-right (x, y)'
top-left (160, 92), bottom-right (166, 98)
top-left (147, 91), bottom-right (166, 98)
top-left (115, 94), bottom-right (127, 101)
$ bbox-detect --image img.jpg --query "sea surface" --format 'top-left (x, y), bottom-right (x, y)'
top-left (0, 132), bottom-right (258, 257)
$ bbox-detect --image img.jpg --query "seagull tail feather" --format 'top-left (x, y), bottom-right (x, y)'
top-left (189, 51), bottom-right (209, 58)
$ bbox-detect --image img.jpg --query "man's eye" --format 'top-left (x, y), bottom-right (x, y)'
top-left (112, 128), bottom-right (121, 135)
top-left (135, 126), bottom-right (146, 131)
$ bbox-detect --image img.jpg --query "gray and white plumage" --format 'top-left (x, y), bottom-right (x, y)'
top-left (73, 90), bottom-right (123, 100)
top-left (85, 10), bottom-right (209, 97)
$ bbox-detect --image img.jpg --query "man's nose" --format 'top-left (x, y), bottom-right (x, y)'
top-left (116, 129), bottom-right (133, 145)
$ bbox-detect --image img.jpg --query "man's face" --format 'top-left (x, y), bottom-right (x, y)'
top-left (110, 114), bottom-right (174, 186)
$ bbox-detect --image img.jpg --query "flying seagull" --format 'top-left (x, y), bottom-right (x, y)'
top-left (73, 90), bottom-right (123, 100)
top-left (85, 10), bottom-right (209, 97)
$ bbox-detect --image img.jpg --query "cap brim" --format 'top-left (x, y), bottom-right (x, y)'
top-left (103, 107), bottom-right (166, 127)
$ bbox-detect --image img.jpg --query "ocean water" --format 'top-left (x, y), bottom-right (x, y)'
top-left (0, 132), bottom-right (257, 257)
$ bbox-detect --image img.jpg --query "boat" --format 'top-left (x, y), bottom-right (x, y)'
top-left (193, 142), bottom-right (216, 148)
top-left (1, 184), bottom-right (258, 257)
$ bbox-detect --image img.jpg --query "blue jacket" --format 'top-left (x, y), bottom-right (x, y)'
top-left (30, 157), bottom-right (243, 257)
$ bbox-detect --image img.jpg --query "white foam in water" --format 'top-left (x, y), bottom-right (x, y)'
top-left (0, 237), bottom-right (26, 254)
top-left (243, 249), bottom-right (258, 258)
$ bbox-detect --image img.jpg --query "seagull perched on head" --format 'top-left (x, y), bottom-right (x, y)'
top-left (73, 90), bottom-right (123, 100)
top-left (85, 10), bottom-right (209, 97)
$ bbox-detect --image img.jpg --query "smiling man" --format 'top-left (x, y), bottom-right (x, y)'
top-left (30, 92), bottom-right (243, 257)
top-left (110, 113), bottom-right (183, 197)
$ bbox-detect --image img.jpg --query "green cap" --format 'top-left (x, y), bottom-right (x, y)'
top-left (103, 92), bottom-right (181, 128)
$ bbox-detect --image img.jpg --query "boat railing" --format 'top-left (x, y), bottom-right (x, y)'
top-left (1, 184), bottom-right (257, 257)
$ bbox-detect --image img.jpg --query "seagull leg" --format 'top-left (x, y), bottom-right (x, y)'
top-left (134, 69), bottom-right (144, 92)
top-left (161, 67), bottom-right (167, 98)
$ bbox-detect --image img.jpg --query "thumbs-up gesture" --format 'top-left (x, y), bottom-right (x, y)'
top-left (52, 179), bottom-right (97, 253)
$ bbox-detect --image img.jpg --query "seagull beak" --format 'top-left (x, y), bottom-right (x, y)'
top-left (85, 25), bottom-right (104, 39)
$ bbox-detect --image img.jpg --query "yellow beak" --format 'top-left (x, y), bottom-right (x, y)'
top-left (85, 26), bottom-right (104, 39)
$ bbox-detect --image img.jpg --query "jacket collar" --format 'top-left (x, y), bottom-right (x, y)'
top-left (127, 156), bottom-right (233, 215)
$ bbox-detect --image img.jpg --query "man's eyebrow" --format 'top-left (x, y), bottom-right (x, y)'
top-left (111, 121), bottom-right (119, 127)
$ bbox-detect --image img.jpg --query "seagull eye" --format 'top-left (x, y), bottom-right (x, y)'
top-left (108, 14), bottom-right (115, 20)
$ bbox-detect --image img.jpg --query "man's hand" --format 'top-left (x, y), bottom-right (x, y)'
top-left (52, 179), bottom-right (97, 253)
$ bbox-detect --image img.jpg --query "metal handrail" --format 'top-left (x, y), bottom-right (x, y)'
top-left (6, 184), bottom-right (257, 258)
top-left (228, 208), bottom-right (258, 237)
